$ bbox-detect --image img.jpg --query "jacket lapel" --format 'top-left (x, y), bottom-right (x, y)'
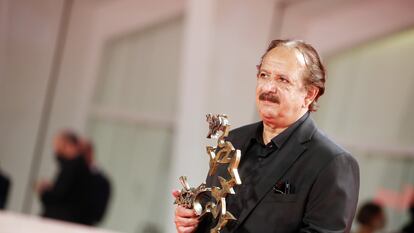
top-left (233, 116), bottom-right (317, 231)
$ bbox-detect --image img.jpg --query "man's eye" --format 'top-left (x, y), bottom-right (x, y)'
top-left (278, 76), bottom-right (289, 83)
top-left (259, 72), bottom-right (269, 78)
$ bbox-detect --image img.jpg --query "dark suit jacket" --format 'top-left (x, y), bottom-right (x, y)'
top-left (197, 116), bottom-right (360, 233)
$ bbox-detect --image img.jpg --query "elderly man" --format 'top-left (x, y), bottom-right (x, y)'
top-left (174, 39), bottom-right (360, 233)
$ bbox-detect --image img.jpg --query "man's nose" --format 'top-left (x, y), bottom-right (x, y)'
top-left (260, 79), bottom-right (278, 92)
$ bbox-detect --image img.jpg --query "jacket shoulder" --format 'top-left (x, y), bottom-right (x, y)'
top-left (309, 129), bottom-right (358, 168)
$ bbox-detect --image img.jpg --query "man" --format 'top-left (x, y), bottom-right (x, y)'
top-left (36, 131), bottom-right (93, 225)
top-left (174, 39), bottom-right (360, 233)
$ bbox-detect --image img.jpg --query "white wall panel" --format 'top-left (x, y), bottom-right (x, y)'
top-left (0, 0), bottom-right (64, 213)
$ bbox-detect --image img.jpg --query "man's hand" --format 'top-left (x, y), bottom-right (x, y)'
top-left (35, 180), bottom-right (51, 194)
top-left (173, 190), bottom-right (199, 233)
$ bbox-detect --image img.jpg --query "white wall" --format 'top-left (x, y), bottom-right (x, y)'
top-left (280, 0), bottom-right (414, 56)
top-left (0, 0), bottom-right (64, 213)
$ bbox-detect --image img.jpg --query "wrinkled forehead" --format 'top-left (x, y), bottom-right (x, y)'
top-left (260, 46), bottom-right (306, 78)
top-left (262, 45), bottom-right (306, 67)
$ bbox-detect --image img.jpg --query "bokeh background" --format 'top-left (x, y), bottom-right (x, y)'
top-left (0, 0), bottom-right (414, 232)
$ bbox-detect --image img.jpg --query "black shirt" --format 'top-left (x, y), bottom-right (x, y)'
top-left (225, 112), bottom-right (310, 230)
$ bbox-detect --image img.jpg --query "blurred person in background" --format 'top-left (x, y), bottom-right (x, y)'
top-left (80, 139), bottom-right (111, 225)
top-left (35, 130), bottom-right (94, 225)
top-left (0, 167), bottom-right (11, 209)
top-left (355, 201), bottom-right (386, 233)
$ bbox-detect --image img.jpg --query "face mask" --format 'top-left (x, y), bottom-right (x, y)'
top-left (55, 153), bottom-right (68, 165)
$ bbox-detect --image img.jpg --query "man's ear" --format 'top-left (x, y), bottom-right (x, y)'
top-left (304, 85), bottom-right (319, 108)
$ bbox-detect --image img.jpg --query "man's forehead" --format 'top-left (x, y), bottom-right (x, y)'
top-left (262, 46), bottom-right (306, 68)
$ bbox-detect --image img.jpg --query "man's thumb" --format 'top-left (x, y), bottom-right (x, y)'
top-left (172, 189), bottom-right (181, 198)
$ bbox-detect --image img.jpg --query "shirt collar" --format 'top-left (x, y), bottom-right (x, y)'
top-left (253, 111), bottom-right (310, 148)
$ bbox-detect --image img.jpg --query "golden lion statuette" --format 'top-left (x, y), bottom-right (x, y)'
top-left (174, 114), bottom-right (242, 233)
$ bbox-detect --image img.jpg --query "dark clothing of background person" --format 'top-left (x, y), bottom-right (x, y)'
top-left (196, 113), bottom-right (360, 233)
top-left (0, 170), bottom-right (11, 209)
top-left (401, 205), bottom-right (414, 233)
top-left (402, 222), bottom-right (414, 233)
top-left (89, 167), bottom-right (111, 225)
top-left (41, 155), bottom-right (94, 225)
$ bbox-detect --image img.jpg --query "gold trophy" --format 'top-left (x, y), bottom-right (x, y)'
top-left (174, 114), bottom-right (242, 233)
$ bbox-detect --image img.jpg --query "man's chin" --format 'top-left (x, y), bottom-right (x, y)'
top-left (262, 115), bottom-right (277, 124)
top-left (259, 109), bottom-right (278, 123)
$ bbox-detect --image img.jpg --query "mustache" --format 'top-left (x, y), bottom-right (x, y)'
top-left (259, 92), bottom-right (280, 104)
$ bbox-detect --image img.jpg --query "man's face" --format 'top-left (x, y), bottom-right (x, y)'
top-left (53, 135), bottom-right (65, 156)
top-left (53, 134), bottom-right (79, 159)
top-left (256, 46), bottom-right (309, 128)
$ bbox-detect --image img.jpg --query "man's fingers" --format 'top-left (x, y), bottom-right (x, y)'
top-left (177, 225), bottom-right (197, 233)
top-left (175, 205), bottom-right (197, 217)
top-left (173, 194), bottom-right (198, 233)
top-left (175, 216), bottom-right (199, 227)
top-left (172, 189), bottom-right (181, 198)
